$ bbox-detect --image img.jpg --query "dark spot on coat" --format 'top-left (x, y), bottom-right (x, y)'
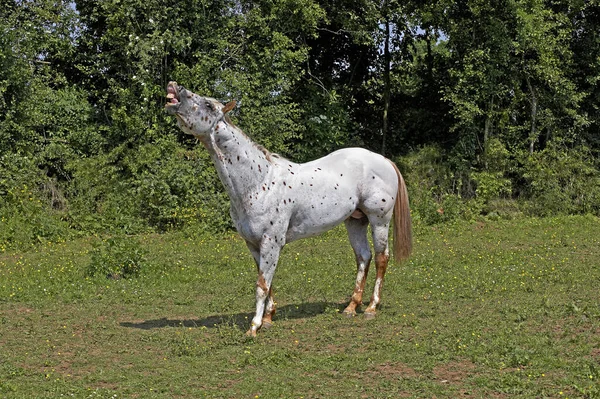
top-left (284, 200), bottom-right (287, 204)
top-left (288, 186), bottom-right (292, 189)
top-left (270, 221), bottom-right (273, 225)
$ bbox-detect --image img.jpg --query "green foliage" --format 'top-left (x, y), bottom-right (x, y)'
top-left (399, 142), bottom-right (519, 225)
top-left (2, 0), bottom-right (600, 249)
top-left (522, 139), bottom-right (600, 216)
top-left (65, 137), bottom-right (231, 234)
top-left (0, 154), bottom-right (71, 252)
top-left (474, 138), bottom-right (514, 211)
top-left (87, 235), bottom-right (147, 279)
top-left (398, 145), bottom-right (469, 225)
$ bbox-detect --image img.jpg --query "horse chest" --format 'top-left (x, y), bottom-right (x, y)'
top-left (230, 193), bottom-right (291, 244)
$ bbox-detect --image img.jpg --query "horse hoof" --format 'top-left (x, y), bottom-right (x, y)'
top-left (245, 328), bottom-right (257, 337)
top-left (261, 320), bottom-right (273, 329)
top-left (363, 311), bottom-right (376, 320)
top-left (342, 309), bottom-right (356, 318)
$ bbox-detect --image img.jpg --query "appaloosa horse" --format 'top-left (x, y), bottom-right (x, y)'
top-left (165, 82), bottom-right (412, 336)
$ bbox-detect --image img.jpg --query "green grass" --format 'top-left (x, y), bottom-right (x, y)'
top-left (1, 215), bottom-right (600, 398)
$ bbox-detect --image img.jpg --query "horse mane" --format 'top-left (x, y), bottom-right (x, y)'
top-left (223, 114), bottom-right (280, 163)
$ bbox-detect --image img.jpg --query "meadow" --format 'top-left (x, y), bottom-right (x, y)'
top-left (1, 215), bottom-right (599, 398)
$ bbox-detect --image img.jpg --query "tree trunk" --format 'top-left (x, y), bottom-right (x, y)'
top-left (382, 16), bottom-right (391, 156)
top-left (425, 28), bottom-right (433, 80)
top-left (526, 75), bottom-right (538, 154)
top-left (483, 98), bottom-right (493, 169)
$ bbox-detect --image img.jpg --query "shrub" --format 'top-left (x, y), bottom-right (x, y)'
top-left (0, 153), bottom-right (71, 251)
top-left (65, 137), bottom-right (232, 235)
top-left (521, 140), bottom-right (600, 216)
top-left (87, 235), bottom-right (148, 279)
top-left (397, 145), bottom-right (473, 225)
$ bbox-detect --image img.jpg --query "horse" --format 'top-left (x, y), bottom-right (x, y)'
top-left (164, 82), bottom-right (412, 336)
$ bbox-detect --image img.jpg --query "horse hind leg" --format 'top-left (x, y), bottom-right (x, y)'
top-left (261, 287), bottom-right (276, 328)
top-left (364, 220), bottom-right (391, 319)
top-left (342, 217), bottom-right (372, 317)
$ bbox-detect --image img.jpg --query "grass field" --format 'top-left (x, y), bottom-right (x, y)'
top-left (1, 215), bottom-right (600, 398)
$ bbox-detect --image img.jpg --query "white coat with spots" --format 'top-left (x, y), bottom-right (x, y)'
top-left (165, 82), bottom-right (412, 336)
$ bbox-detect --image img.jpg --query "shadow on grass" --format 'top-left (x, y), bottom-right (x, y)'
top-left (120, 301), bottom-right (346, 330)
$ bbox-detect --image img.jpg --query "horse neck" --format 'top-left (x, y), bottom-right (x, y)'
top-left (206, 120), bottom-right (272, 201)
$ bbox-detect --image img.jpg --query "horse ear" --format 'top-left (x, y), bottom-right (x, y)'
top-left (222, 100), bottom-right (236, 114)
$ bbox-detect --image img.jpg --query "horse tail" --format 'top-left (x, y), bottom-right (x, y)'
top-left (389, 160), bottom-right (412, 263)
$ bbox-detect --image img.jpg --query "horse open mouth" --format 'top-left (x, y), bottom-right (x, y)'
top-left (165, 81), bottom-right (180, 113)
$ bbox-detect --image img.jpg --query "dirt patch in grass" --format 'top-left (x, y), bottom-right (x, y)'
top-left (433, 359), bottom-right (477, 384)
top-left (372, 361), bottom-right (419, 379)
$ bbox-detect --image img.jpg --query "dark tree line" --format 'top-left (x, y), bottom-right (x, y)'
top-left (1, 0), bottom-right (599, 248)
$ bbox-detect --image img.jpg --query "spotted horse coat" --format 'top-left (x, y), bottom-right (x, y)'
top-left (165, 82), bottom-right (412, 337)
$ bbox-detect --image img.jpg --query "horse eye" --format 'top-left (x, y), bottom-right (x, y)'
top-left (205, 101), bottom-right (213, 110)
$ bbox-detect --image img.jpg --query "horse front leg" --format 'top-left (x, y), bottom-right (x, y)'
top-left (245, 242), bottom-right (276, 329)
top-left (246, 238), bottom-right (281, 337)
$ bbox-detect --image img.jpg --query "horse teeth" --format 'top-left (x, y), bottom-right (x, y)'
top-left (166, 93), bottom-right (175, 99)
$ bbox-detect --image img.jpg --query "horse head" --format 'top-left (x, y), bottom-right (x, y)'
top-left (164, 81), bottom-right (236, 138)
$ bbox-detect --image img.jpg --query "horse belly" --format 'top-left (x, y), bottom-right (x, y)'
top-left (286, 197), bottom-right (356, 242)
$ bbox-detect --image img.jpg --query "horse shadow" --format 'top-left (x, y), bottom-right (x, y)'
top-left (120, 301), bottom-right (347, 330)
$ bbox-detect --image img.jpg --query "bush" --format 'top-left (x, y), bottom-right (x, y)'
top-left (65, 136), bottom-right (232, 235)
top-left (87, 235), bottom-right (148, 279)
top-left (521, 140), bottom-right (600, 216)
top-left (0, 154), bottom-right (71, 251)
top-left (397, 145), bottom-right (473, 225)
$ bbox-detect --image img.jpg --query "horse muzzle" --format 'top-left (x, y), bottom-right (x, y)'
top-left (164, 81), bottom-right (182, 114)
